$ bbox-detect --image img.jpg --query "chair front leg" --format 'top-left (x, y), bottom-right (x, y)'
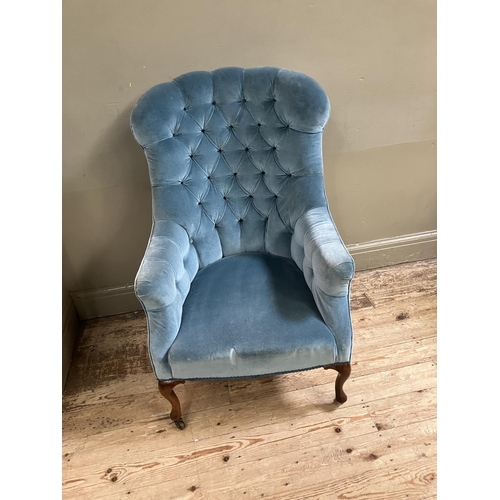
top-left (158, 380), bottom-right (186, 429)
top-left (324, 363), bottom-right (351, 404)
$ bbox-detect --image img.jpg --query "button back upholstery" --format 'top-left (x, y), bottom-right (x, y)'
top-left (131, 67), bottom-right (354, 381)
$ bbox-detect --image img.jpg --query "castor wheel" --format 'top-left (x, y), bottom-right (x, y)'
top-left (174, 418), bottom-right (186, 430)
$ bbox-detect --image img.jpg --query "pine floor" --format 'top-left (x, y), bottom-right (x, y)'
top-left (62, 259), bottom-right (437, 500)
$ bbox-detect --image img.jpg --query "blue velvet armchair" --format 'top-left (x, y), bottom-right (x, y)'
top-left (131, 67), bottom-right (354, 429)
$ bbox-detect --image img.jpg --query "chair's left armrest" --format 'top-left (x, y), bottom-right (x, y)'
top-left (292, 207), bottom-right (354, 297)
top-left (291, 207), bottom-right (355, 362)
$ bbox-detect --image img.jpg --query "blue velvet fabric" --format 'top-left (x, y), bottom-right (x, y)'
top-left (168, 253), bottom-right (338, 380)
top-left (131, 67), bottom-right (354, 382)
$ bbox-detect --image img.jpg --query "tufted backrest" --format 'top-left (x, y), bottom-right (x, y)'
top-left (131, 67), bottom-right (331, 269)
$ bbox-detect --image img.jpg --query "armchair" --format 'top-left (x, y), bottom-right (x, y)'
top-left (131, 67), bottom-right (354, 429)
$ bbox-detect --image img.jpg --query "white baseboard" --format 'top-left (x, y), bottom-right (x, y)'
top-left (70, 283), bottom-right (140, 321)
top-left (70, 230), bottom-right (436, 320)
top-left (347, 230), bottom-right (437, 271)
top-left (62, 293), bottom-right (80, 390)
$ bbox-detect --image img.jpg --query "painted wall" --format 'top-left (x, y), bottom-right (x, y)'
top-left (62, 0), bottom-right (436, 294)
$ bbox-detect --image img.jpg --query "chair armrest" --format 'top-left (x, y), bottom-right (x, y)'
top-left (291, 207), bottom-right (354, 362)
top-left (292, 207), bottom-right (354, 297)
top-left (135, 220), bottom-right (199, 380)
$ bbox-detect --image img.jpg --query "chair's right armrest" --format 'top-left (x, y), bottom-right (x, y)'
top-left (135, 220), bottom-right (199, 380)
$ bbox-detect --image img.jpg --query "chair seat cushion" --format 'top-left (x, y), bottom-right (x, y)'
top-left (167, 253), bottom-right (338, 380)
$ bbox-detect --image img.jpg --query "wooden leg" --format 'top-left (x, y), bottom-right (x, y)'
top-left (158, 380), bottom-right (186, 430)
top-left (324, 363), bottom-right (351, 404)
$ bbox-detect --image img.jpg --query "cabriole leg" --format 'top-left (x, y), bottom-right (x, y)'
top-left (324, 363), bottom-right (351, 404)
top-left (158, 380), bottom-right (186, 430)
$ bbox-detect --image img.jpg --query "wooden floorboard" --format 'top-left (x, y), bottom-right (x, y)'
top-left (62, 258), bottom-right (437, 499)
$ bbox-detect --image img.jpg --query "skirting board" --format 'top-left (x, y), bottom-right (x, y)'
top-left (348, 230), bottom-right (437, 272)
top-left (70, 230), bottom-right (436, 320)
top-left (63, 293), bottom-right (80, 390)
top-left (70, 283), bottom-right (139, 322)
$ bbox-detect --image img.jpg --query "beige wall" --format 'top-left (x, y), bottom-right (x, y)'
top-left (63, 0), bottom-right (436, 294)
